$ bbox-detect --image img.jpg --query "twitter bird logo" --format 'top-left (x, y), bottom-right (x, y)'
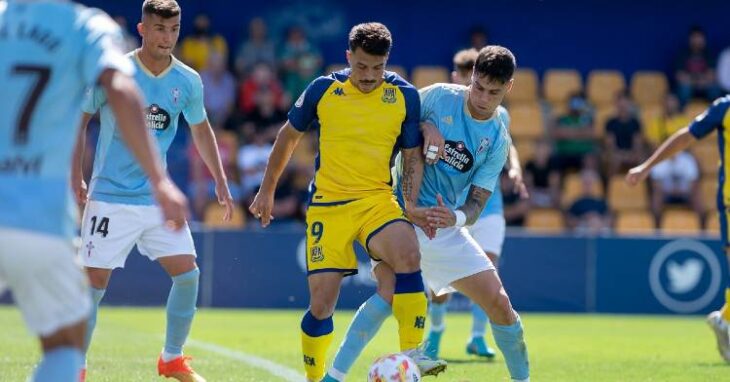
top-left (667, 259), bottom-right (704, 294)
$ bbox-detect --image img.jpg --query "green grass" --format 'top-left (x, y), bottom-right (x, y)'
top-left (0, 306), bottom-right (727, 381)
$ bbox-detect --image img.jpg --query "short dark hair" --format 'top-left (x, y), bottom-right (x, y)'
top-left (142, 0), bottom-right (180, 19)
top-left (473, 45), bottom-right (516, 84)
top-left (453, 48), bottom-right (478, 74)
top-left (348, 22), bottom-right (392, 56)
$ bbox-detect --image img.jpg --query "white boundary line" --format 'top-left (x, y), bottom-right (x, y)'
top-left (186, 338), bottom-right (306, 382)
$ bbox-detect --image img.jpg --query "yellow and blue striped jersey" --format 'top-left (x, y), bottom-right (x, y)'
top-left (689, 95), bottom-right (730, 199)
top-left (288, 69), bottom-right (422, 205)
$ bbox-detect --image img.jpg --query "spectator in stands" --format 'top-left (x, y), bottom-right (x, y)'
top-left (279, 25), bottom-right (322, 99)
top-left (179, 14), bottom-right (228, 71)
top-left (604, 91), bottom-right (644, 177)
top-left (551, 92), bottom-right (597, 173)
top-left (718, 45), bottom-right (730, 94)
top-left (645, 94), bottom-right (690, 148)
top-left (188, 128), bottom-right (241, 220)
top-left (524, 139), bottom-right (561, 208)
top-left (238, 62), bottom-right (289, 129)
top-left (234, 17), bottom-right (276, 77)
top-left (112, 15), bottom-right (138, 53)
top-left (674, 26), bottom-right (721, 105)
top-left (501, 171), bottom-right (529, 227)
top-left (649, 150), bottom-right (705, 228)
top-left (467, 26), bottom-right (488, 50)
top-left (238, 126), bottom-right (273, 206)
top-left (201, 52), bottom-right (236, 128)
top-left (566, 170), bottom-right (611, 234)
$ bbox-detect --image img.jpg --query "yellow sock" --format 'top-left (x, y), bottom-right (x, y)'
top-left (392, 291), bottom-right (428, 351)
top-left (722, 288), bottom-right (730, 322)
top-left (300, 311), bottom-right (334, 381)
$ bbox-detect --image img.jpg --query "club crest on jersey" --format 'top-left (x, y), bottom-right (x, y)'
top-left (440, 140), bottom-right (474, 173)
top-left (310, 246), bottom-right (324, 263)
top-left (381, 88), bottom-right (396, 103)
top-left (145, 104), bottom-right (171, 131)
top-left (171, 87), bottom-right (181, 104)
top-left (476, 137), bottom-right (490, 155)
top-left (441, 115), bottom-right (453, 125)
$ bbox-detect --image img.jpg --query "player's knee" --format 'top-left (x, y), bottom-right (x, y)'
top-left (86, 268), bottom-right (111, 289)
top-left (489, 293), bottom-right (516, 325)
top-left (393, 247), bottom-right (421, 272)
top-left (309, 300), bottom-right (335, 319)
top-left (40, 319), bottom-right (86, 352)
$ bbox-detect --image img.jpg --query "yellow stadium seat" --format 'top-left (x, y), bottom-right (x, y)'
top-left (608, 175), bottom-right (648, 211)
top-left (693, 145), bottom-right (719, 175)
top-left (630, 71), bottom-right (668, 107)
top-left (204, 203), bottom-right (245, 228)
top-left (506, 68), bottom-right (539, 104)
top-left (513, 139), bottom-right (536, 162)
top-left (561, 172), bottom-right (604, 207)
top-left (543, 69), bottom-right (582, 106)
top-left (706, 213), bottom-right (720, 234)
top-left (324, 63), bottom-right (347, 75)
top-left (509, 103), bottom-right (544, 140)
top-left (525, 209), bottom-right (565, 233)
top-left (411, 66), bottom-right (449, 88)
top-left (615, 211), bottom-right (656, 234)
top-left (685, 100), bottom-right (710, 120)
top-left (587, 70), bottom-right (626, 107)
top-left (660, 209), bottom-right (701, 234)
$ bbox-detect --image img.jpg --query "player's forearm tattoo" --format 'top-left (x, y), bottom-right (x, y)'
top-left (459, 185), bottom-right (491, 225)
top-left (401, 153), bottom-right (417, 207)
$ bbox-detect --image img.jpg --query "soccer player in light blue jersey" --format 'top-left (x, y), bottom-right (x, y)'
top-left (0, 1), bottom-right (187, 381)
top-left (324, 46), bottom-right (530, 382)
top-left (71, 1), bottom-right (234, 381)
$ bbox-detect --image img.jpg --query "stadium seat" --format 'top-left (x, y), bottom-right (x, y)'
top-left (525, 208), bottom-right (565, 233)
top-left (388, 65), bottom-right (408, 80)
top-left (660, 209), bottom-right (701, 234)
top-left (706, 213), bottom-right (720, 234)
top-left (543, 69), bottom-right (582, 107)
top-left (513, 138), bottom-right (536, 162)
top-left (615, 211), bottom-right (655, 234)
top-left (685, 100), bottom-right (710, 120)
top-left (204, 203), bottom-right (245, 228)
top-left (587, 70), bottom-right (626, 107)
top-left (508, 103), bottom-right (544, 140)
top-left (324, 63), bottom-right (347, 75)
top-left (561, 172), bottom-right (604, 207)
top-left (693, 144), bottom-right (719, 175)
top-left (638, 104), bottom-right (663, 130)
top-left (411, 66), bottom-right (449, 88)
top-left (505, 68), bottom-right (539, 104)
top-left (630, 71), bottom-right (668, 108)
top-left (608, 175), bottom-right (648, 211)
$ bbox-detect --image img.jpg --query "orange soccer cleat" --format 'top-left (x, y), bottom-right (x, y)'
top-left (157, 355), bottom-right (206, 382)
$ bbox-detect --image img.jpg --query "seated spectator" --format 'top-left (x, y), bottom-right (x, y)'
top-left (501, 172), bottom-right (529, 227)
top-left (238, 127), bottom-right (273, 204)
top-left (238, 62), bottom-right (289, 128)
top-left (234, 17), bottom-right (276, 77)
top-left (645, 94), bottom-right (690, 148)
top-left (279, 26), bottom-right (322, 99)
top-left (551, 92), bottom-right (597, 173)
top-left (604, 91), bottom-right (644, 177)
top-left (718, 44), bottom-right (730, 94)
top-left (649, 150), bottom-right (705, 228)
top-left (524, 139), bottom-right (561, 208)
top-left (188, 128), bottom-right (241, 220)
top-left (201, 52), bottom-right (236, 127)
top-left (674, 26), bottom-right (721, 105)
top-left (179, 14), bottom-right (228, 71)
top-left (566, 170), bottom-right (611, 235)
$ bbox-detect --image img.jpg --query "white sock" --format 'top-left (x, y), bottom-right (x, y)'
top-left (161, 349), bottom-right (183, 362)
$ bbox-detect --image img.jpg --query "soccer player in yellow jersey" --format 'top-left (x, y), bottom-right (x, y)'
top-left (627, 95), bottom-right (730, 363)
top-left (249, 23), bottom-right (444, 381)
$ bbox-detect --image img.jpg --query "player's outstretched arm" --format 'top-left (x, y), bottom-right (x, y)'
top-left (71, 113), bottom-right (95, 204)
top-left (507, 143), bottom-right (529, 199)
top-left (626, 127), bottom-right (696, 186)
top-left (249, 121), bottom-right (304, 227)
top-left (99, 68), bottom-right (188, 229)
top-left (190, 119), bottom-right (234, 221)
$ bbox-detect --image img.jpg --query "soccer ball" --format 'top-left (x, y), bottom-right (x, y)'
top-left (367, 353), bottom-right (421, 382)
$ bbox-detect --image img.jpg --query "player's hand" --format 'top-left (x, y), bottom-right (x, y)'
top-left (406, 206), bottom-right (436, 239)
top-left (152, 177), bottom-right (189, 231)
top-left (215, 180), bottom-right (235, 222)
top-left (508, 168), bottom-right (529, 199)
top-left (248, 188), bottom-right (275, 228)
top-left (421, 122), bottom-right (444, 165)
top-left (626, 164), bottom-right (649, 186)
top-left (73, 177), bottom-right (88, 205)
top-left (426, 194), bottom-right (456, 228)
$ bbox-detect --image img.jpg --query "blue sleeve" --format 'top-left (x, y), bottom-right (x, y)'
top-left (81, 86), bottom-right (105, 114)
top-left (183, 74), bottom-right (207, 125)
top-left (287, 76), bottom-right (333, 132)
top-left (689, 98), bottom-right (730, 139)
top-left (399, 85), bottom-right (423, 149)
top-left (472, 129), bottom-right (511, 193)
top-left (418, 84), bottom-right (441, 125)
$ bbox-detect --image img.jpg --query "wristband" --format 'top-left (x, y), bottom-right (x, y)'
top-left (454, 210), bottom-right (467, 227)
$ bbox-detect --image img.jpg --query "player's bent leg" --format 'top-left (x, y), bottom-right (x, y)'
top-left (303, 272), bottom-right (343, 381)
top-left (466, 251), bottom-right (498, 359)
top-left (453, 270), bottom-right (529, 381)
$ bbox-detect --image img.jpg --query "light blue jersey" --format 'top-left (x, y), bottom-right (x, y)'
top-left (0, 1), bottom-right (133, 239)
top-left (414, 83), bottom-right (511, 209)
top-left (480, 179), bottom-right (503, 216)
top-left (84, 51), bottom-right (206, 205)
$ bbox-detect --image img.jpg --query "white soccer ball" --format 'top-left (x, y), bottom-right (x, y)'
top-left (367, 353), bottom-right (421, 382)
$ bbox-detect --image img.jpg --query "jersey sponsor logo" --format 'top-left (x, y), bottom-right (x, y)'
top-left (440, 140), bottom-right (474, 173)
top-left (145, 104), bottom-right (171, 130)
top-left (381, 88), bottom-right (396, 104)
top-left (330, 87), bottom-right (346, 96)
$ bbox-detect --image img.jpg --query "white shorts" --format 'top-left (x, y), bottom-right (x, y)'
top-left (0, 228), bottom-right (90, 336)
top-left (371, 226), bottom-right (495, 296)
top-left (467, 214), bottom-right (506, 257)
top-left (79, 200), bottom-right (196, 269)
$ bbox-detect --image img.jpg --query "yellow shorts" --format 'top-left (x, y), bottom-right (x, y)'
top-left (305, 193), bottom-right (410, 276)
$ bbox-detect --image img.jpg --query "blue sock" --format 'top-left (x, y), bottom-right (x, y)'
top-left (491, 317), bottom-right (529, 380)
top-left (471, 302), bottom-right (489, 338)
top-left (84, 288), bottom-right (106, 360)
top-left (328, 294), bottom-right (391, 379)
top-left (164, 268), bottom-right (199, 357)
top-left (429, 301), bottom-right (447, 332)
top-left (32, 347), bottom-right (83, 382)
